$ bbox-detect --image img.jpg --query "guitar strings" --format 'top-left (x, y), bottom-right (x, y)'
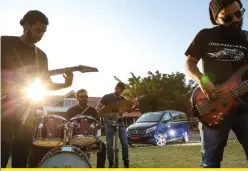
top-left (197, 80), bottom-right (248, 114)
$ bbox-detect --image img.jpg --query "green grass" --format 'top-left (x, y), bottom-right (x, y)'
top-left (7, 139), bottom-right (248, 168)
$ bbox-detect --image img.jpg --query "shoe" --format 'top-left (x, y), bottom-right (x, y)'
top-left (124, 160), bottom-right (129, 168)
top-left (109, 161), bottom-right (114, 168)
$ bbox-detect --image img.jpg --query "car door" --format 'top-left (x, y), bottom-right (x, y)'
top-left (178, 113), bottom-right (190, 135)
top-left (171, 112), bottom-right (189, 139)
top-left (170, 112), bottom-right (183, 139)
top-left (160, 112), bottom-right (173, 140)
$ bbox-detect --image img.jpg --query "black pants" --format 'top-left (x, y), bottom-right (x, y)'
top-left (28, 140), bottom-right (106, 168)
top-left (1, 114), bottom-right (36, 168)
top-left (199, 107), bottom-right (248, 168)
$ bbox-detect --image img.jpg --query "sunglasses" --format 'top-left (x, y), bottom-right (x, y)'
top-left (78, 95), bottom-right (88, 99)
top-left (218, 8), bottom-right (245, 23)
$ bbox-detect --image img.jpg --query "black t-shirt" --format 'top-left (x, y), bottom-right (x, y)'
top-left (100, 93), bottom-right (126, 125)
top-left (65, 105), bottom-right (99, 120)
top-left (1, 36), bottom-right (48, 72)
top-left (1, 35), bottom-right (49, 94)
top-left (185, 27), bottom-right (248, 102)
top-left (1, 36), bottom-right (48, 123)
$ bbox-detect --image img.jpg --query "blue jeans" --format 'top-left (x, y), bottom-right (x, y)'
top-left (199, 107), bottom-right (248, 168)
top-left (105, 125), bottom-right (129, 163)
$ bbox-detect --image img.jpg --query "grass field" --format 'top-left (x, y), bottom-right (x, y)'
top-left (6, 140), bottom-right (248, 168)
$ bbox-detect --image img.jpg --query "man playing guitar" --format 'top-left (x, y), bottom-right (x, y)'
top-left (96, 82), bottom-right (137, 168)
top-left (185, 0), bottom-right (248, 168)
top-left (1, 10), bottom-right (73, 168)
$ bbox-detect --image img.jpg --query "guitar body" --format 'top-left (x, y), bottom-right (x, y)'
top-left (191, 64), bottom-right (248, 127)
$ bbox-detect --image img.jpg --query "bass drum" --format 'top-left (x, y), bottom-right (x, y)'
top-left (37, 146), bottom-right (91, 168)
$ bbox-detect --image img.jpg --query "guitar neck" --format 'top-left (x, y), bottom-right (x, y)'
top-left (48, 67), bottom-right (78, 76)
top-left (48, 65), bottom-right (98, 76)
top-left (229, 80), bottom-right (248, 98)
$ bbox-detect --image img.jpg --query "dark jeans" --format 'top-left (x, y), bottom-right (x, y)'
top-left (1, 99), bottom-right (36, 168)
top-left (28, 140), bottom-right (106, 168)
top-left (105, 125), bottom-right (129, 165)
top-left (1, 117), bottom-right (36, 168)
top-left (199, 107), bottom-right (248, 168)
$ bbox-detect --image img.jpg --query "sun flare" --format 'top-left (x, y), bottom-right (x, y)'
top-left (25, 78), bottom-right (47, 101)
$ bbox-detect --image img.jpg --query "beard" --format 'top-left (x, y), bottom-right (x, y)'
top-left (27, 29), bottom-right (40, 43)
top-left (79, 100), bottom-right (87, 107)
top-left (219, 19), bottom-right (243, 41)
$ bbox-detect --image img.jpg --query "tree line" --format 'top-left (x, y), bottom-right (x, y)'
top-left (115, 71), bottom-right (198, 116)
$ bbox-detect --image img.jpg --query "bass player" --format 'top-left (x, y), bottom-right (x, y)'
top-left (185, 0), bottom-right (248, 168)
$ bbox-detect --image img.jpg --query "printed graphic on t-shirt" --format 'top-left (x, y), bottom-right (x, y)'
top-left (207, 42), bottom-right (247, 62)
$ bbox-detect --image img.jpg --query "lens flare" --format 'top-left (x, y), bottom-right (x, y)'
top-left (25, 78), bottom-right (46, 101)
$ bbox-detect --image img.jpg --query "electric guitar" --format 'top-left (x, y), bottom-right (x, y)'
top-left (191, 64), bottom-right (248, 127)
top-left (1, 65), bottom-right (98, 117)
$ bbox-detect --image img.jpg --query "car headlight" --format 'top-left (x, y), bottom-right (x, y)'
top-left (146, 126), bottom-right (156, 133)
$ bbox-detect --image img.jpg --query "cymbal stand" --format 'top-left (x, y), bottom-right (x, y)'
top-left (113, 112), bottom-right (120, 168)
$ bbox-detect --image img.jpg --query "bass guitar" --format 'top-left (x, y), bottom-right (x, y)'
top-left (191, 64), bottom-right (248, 127)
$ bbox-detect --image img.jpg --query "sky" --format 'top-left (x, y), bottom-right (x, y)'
top-left (1, 0), bottom-right (248, 97)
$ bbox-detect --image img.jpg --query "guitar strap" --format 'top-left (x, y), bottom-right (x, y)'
top-left (15, 45), bottom-right (40, 124)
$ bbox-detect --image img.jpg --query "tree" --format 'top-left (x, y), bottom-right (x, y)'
top-left (114, 71), bottom-right (198, 115)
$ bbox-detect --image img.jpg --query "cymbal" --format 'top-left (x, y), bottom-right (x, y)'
top-left (98, 100), bottom-right (133, 117)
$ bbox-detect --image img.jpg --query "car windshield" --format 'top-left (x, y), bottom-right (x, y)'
top-left (136, 112), bottom-right (163, 123)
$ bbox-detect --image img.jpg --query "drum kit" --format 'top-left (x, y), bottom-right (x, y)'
top-left (32, 99), bottom-right (134, 168)
top-left (32, 114), bottom-right (100, 168)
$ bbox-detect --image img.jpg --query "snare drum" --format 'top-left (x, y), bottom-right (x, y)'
top-left (33, 115), bottom-right (68, 147)
top-left (37, 146), bottom-right (91, 168)
top-left (70, 115), bottom-right (100, 146)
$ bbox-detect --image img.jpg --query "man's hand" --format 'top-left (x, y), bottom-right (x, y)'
top-left (198, 75), bottom-right (217, 100)
top-left (185, 56), bottom-right (217, 100)
top-left (63, 71), bottom-right (73, 87)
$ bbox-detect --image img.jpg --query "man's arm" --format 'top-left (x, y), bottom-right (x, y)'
top-left (95, 102), bottom-right (105, 112)
top-left (64, 108), bottom-right (73, 120)
top-left (91, 107), bottom-right (100, 121)
top-left (185, 55), bottom-right (203, 82)
top-left (95, 95), bottom-right (107, 112)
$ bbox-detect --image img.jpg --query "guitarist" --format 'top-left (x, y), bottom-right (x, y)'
top-left (185, 0), bottom-right (248, 168)
top-left (96, 82), bottom-right (138, 168)
top-left (1, 10), bottom-right (73, 168)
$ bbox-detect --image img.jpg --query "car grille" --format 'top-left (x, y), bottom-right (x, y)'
top-left (128, 129), bottom-right (146, 136)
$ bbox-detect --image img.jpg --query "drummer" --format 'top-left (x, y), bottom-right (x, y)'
top-left (64, 89), bottom-right (107, 168)
top-left (28, 89), bottom-right (106, 168)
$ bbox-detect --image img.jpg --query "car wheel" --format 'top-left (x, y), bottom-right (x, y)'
top-left (156, 133), bottom-right (166, 146)
top-left (182, 131), bottom-right (189, 143)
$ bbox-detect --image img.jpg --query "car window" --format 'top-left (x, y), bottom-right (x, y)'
top-left (171, 112), bottom-right (188, 122)
top-left (162, 112), bottom-right (171, 123)
top-left (136, 112), bottom-right (163, 123)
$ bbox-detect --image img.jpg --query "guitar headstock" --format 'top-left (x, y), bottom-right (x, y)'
top-left (76, 65), bottom-right (99, 73)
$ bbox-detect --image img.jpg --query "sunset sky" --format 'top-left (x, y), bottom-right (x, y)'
top-left (1, 0), bottom-right (248, 97)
